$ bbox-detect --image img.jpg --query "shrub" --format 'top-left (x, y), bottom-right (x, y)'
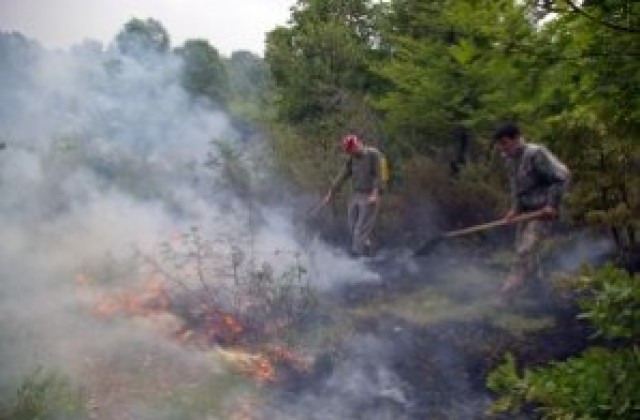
top-left (487, 264), bottom-right (640, 419)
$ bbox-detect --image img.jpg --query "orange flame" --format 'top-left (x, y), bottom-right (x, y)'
top-left (216, 347), bottom-right (276, 383)
top-left (77, 273), bottom-right (171, 319)
top-left (75, 270), bottom-right (311, 385)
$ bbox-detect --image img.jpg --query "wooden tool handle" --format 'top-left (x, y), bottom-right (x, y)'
top-left (443, 209), bottom-right (546, 238)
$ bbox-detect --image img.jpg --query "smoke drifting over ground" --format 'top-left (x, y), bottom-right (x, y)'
top-left (0, 33), bottom-right (378, 418)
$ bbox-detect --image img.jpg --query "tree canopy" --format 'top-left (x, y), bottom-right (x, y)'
top-left (115, 17), bottom-right (171, 57)
top-left (175, 39), bottom-right (229, 107)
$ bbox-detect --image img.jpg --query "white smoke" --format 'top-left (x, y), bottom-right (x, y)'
top-left (0, 32), bottom-right (378, 418)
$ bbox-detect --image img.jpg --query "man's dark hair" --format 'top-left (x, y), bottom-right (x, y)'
top-left (493, 122), bottom-right (520, 141)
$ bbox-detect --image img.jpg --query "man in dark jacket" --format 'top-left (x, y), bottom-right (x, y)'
top-left (323, 134), bottom-right (382, 257)
top-left (494, 123), bottom-right (570, 303)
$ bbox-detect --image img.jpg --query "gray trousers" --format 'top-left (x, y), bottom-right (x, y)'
top-left (512, 219), bottom-right (549, 282)
top-left (347, 193), bottom-right (379, 255)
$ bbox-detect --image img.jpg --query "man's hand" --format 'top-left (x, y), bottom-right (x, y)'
top-left (538, 205), bottom-right (557, 220)
top-left (322, 190), bottom-right (334, 206)
top-left (367, 191), bottom-right (379, 205)
top-left (503, 208), bottom-right (518, 222)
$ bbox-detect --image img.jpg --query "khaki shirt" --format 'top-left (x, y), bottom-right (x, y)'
top-left (506, 142), bottom-right (570, 212)
top-left (331, 146), bottom-right (382, 194)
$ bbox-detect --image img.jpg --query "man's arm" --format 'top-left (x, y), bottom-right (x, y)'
top-left (533, 147), bottom-right (570, 218)
top-left (535, 148), bottom-right (569, 207)
top-left (323, 159), bottom-right (352, 203)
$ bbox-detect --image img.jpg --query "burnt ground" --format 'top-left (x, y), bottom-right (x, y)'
top-left (262, 247), bottom-right (595, 419)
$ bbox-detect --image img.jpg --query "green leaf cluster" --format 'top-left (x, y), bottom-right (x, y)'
top-left (226, 51), bottom-right (271, 122)
top-left (265, 0), bottom-right (383, 124)
top-left (371, 0), bottom-right (538, 144)
top-left (115, 17), bottom-right (171, 57)
top-left (176, 39), bottom-right (229, 106)
top-left (488, 264), bottom-right (640, 418)
top-left (577, 263), bottom-right (640, 340)
top-left (488, 347), bottom-right (640, 419)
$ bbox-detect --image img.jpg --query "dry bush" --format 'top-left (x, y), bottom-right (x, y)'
top-left (372, 155), bottom-right (507, 247)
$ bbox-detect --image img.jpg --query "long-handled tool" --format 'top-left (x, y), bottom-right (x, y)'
top-left (304, 198), bottom-right (328, 221)
top-left (413, 209), bottom-right (546, 257)
top-left (294, 196), bottom-right (331, 248)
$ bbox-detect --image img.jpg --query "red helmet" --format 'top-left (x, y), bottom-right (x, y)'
top-left (341, 134), bottom-right (359, 152)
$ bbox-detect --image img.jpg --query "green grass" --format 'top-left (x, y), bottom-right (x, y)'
top-left (347, 264), bottom-right (556, 336)
top-left (0, 367), bottom-right (88, 420)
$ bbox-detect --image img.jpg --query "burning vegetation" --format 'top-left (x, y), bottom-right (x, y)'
top-left (75, 226), bottom-right (316, 387)
top-left (67, 228), bottom-right (605, 419)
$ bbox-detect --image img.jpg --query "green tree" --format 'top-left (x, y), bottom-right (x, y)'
top-left (370, 0), bottom-right (539, 153)
top-left (525, 0), bottom-right (640, 254)
top-left (265, 0), bottom-right (383, 125)
top-left (227, 51), bottom-right (268, 101)
top-left (176, 39), bottom-right (229, 107)
top-left (225, 50), bottom-right (270, 122)
top-left (114, 17), bottom-right (170, 57)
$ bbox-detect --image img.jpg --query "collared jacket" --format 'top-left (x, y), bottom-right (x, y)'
top-left (506, 143), bottom-right (570, 212)
top-left (331, 146), bottom-right (382, 195)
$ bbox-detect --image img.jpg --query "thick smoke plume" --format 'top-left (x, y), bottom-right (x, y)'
top-left (0, 32), bottom-right (377, 418)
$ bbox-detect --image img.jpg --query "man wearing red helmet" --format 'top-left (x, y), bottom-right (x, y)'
top-left (322, 134), bottom-right (383, 257)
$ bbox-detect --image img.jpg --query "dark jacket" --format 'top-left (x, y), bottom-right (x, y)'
top-left (506, 143), bottom-right (570, 212)
top-left (331, 146), bottom-right (382, 195)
